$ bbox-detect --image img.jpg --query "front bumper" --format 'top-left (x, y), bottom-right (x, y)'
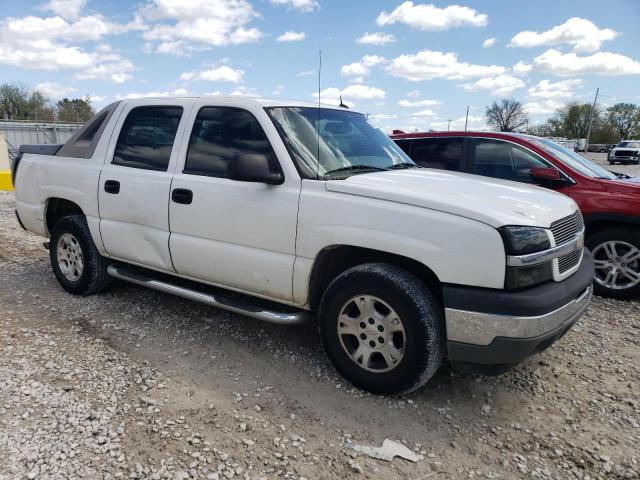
top-left (444, 250), bottom-right (594, 370)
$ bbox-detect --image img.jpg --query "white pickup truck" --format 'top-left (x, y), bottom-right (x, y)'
top-left (12, 97), bottom-right (594, 394)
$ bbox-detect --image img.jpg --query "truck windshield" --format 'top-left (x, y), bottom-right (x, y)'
top-left (619, 141), bottom-right (640, 148)
top-left (267, 107), bottom-right (415, 178)
top-left (529, 137), bottom-right (617, 180)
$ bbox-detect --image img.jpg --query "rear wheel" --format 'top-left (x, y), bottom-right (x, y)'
top-left (318, 263), bottom-right (445, 395)
top-left (587, 228), bottom-right (640, 300)
top-left (50, 215), bottom-right (113, 295)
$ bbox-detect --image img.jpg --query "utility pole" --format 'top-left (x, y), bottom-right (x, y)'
top-left (447, 119), bottom-right (452, 131)
top-left (585, 87), bottom-right (599, 153)
top-left (464, 106), bottom-right (469, 131)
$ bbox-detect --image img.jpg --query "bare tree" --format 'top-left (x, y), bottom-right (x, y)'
top-left (485, 98), bottom-right (529, 132)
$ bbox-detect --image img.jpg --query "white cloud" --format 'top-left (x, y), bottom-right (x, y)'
top-left (377, 2), bottom-right (487, 31)
top-left (269, 0), bottom-right (319, 12)
top-left (388, 50), bottom-right (505, 81)
top-left (461, 74), bottom-right (525, 96)
top-left (430, 115), bottom-right (484, 131)
top-left (296, 70), bottom-right (314, 77)
top-left (313, 84), bottom-right (386, 107)
top-left (141, 0), bottom-right (262, 55)
top-left (413, 109), bottom-right (437, 117)
top-left (512, 61), bottom-right (533, 76)
top-left (398, 98), bottom-right (441, 107)
top-left (0, 7), bottom-right (138, 83)
top-left (40, 0), bottom-right (87, 20)
top-left (530, 48), bottom-right (640, 76)
top-left (342, 84), bottom-right (386, 100)
top-left (523, 99), bottom-right (564, 116)
top-left (356, 32), bottom-right (396, 45)
top-left (117, 88), bottom-right (191, 100)
top-left (341, 55), bottom-right (385, 78)
top-left (527, 79), bottom-right (583, 99)
top-left (509, 17), bottom-right (617, 53)
top-left (228, 86), bottom-right (258, 97)
top-left (277, 31), bottom-right (306, 42)
top-left (36, 82), bottom-right (77, 97)
top-left (406, 89), bottom-right (421, 98)
top-left (179, 65), bottom-right (245, 83)
top-left (369, 113), bottom-right (398, 121)
top-left (482, 37), bottom-right (496, 48)
top-left (272, 85), bottom-right (284, 95)
top-left (74, 58), bottom-right (134, 83)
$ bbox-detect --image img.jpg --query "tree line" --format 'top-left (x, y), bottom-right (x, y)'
top-left (0, 83), bottom-right (96, 123)
top-left (486, 98), bottom-right (640, 143)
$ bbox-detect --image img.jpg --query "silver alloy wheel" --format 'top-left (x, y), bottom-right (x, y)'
top-left (56, 233), bottom-right (84, 282)
top-left (592, 240), bottom-right (640, 290)
top-left (336, 295), bottom-right (406, 373)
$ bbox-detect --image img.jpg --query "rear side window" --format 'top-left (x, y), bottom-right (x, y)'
top-left (474, 139), bottom-right (550, 183)
top-left (56, 101), bottom-right (120, 159)
top-left (394, 139), bottom-right (412, 155)
top-left (184, 107), bottom-right (277, 178)
top-left (411, 138), bottom-right (463, 171)
top-left (113, 106), bottom-right (183, 171)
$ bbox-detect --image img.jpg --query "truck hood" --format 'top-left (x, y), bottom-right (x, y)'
top-left (325, 169), bottom-right (578, 228)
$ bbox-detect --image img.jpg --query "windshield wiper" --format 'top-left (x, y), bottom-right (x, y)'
top-left (324, 165), bottom-right (387, 176)
top-left (388, 163), bottom-right (420, 169)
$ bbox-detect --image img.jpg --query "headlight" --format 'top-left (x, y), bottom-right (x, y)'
top-left (499, 226), bottom-right (553, 290)
top-left (499, 226), bottom-right (551, 255)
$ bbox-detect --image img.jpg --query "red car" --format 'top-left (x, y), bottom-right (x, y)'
top-left (391, 131), bottom-right (640, 299)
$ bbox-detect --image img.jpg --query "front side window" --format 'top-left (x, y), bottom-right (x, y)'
top-left (411, 137), bottom-right (463, 171)
top-left (473, 139), bottom-right (551, 183)
top-left (113, 106), bottom-right (183, 171)
top-left (267, 107), bottom-right (413, 178)
top-left (528, 136), bottom-right (617, 180)
top-left (184, 107), bottom-right (277, 178)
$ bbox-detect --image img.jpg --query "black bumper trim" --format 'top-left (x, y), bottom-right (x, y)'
top-left (448, 311), bottom-right (578, 370)
top-left (442, 250), bottom-right (594, 317)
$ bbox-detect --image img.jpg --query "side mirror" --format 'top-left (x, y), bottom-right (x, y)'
top-left (530, 167), bottom-right (565, 185)
top-left (228, 154), bottom-right (283, 185)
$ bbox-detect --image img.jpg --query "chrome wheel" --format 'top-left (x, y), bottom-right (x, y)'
top-left (336, 295), bottom-right (406, 373)
top-left (56, 233), bottom-right (84, 282)
top-left (592, 240), bottom-right (640, 290)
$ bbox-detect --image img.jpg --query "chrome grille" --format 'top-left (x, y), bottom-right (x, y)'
top-left (558, 249), bottom-right (582, 273)
top-left (550, 211), bottom-right (584, 245)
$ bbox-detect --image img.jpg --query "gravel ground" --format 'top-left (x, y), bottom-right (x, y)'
top-left (1, 187), bottom-right (639, 480)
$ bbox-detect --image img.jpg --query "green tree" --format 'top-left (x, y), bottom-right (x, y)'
top-left (607, 103), bottom-right (640, 139)
top-left (548, 102), bottom-right (600, 139)
top-left (0, 83), bottom-right (30, 119)
top-left (56, 97), bottom-right (95, 123)
top-left (485, 98), bottom-right (529, 132)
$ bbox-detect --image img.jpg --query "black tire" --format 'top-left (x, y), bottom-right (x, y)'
top-left (586, 228), bottom-right (640, 300)
top-left (49, 215), bottom-right (113, 295)
top-left (318, 263), bottom-right (445, 395)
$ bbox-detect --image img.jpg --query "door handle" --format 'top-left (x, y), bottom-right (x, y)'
top-left (104, 180), bottom-right (120, 194)
top-left (172, 188), bottom-right (193, 205)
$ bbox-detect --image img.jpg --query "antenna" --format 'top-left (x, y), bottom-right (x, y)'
top-left (316, 50), bottom-right (322, 180)
top-left (339, 95), bottom-right (348, 109)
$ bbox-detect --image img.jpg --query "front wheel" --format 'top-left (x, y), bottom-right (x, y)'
top-left (318, 263), bottom-right (445, 395)
top-left (50, 215), bottom-right (113, 295)
top-left (587, 228), bottom-right (640, 300)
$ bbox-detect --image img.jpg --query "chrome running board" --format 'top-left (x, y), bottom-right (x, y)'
top-left (106, 264), bottom-right (309, 325)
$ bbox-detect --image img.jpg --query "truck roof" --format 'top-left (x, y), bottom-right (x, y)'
top-left (118, 96), bottom-right (356, 112)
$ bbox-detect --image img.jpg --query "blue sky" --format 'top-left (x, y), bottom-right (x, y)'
top-left (1, 0), bottom-right (639, 131)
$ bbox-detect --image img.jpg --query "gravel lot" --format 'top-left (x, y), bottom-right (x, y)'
top-left (1, 173), bottom-right (639, 479)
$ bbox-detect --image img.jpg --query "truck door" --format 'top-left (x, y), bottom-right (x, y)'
top-left (168, 103), bottom-right (300, 301)
top-left (98, 100), bottom-right (192, 271)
